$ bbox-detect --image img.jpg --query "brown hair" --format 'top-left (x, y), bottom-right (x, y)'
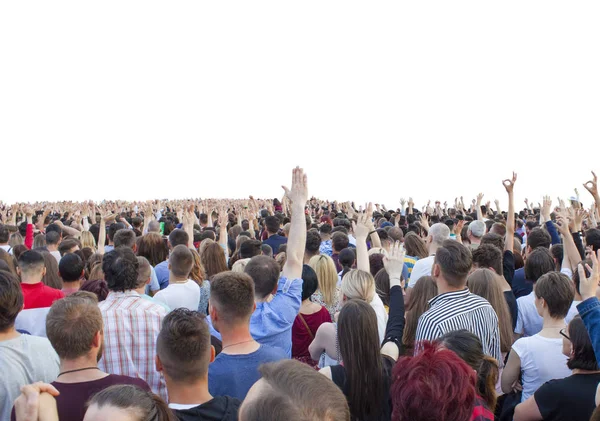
top-left (534, 272), bottom-right (574, 319)
top-left (241, 359), bottom-right (350, 421)
top-left (88, 384), bottom-right (176, 421)
top-left (80, 278), bottom-right (109, 302)
top-left (46, 295), bottom-right (103, 359)
top-left (169, 245), bottom-right (194, 278)
top-left (137, 233), bottom-right (169, 267)
top-left (467, 269), bottom-right (514, 353)
top-left (0, 271), bottom-right (23, 331)
top-left (136, 256), bottom-right (152, 288)
top-left (404, 232), bottom-right (428, 259)
top-left (189, 249), bottom-right (207, 284)
top-left (434, 240), bottom-right (472, 287)
top-left (403, 276), bottom-right (438, 351)
top-left (0, 248), bottom-right (17, 276)
top-left (40, 251), bottom-right (63, 290)
top-left (201, 242), bottom-right (228, 279)
top-left (209, 271), bottom-right (255, 325)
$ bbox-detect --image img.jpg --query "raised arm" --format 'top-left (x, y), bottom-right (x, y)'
top-left (281, 167), bottom-right (309, 280)
top-left (381, 241), bottom-right (406, 361)
top-left (556, 214), bottom-right (583, 272)
top-left (352, 212), bottom-right (370, 273)
top-left (503, 172), bottom-right (517, 253)
top-left (476, 193), bottom-right (484, 221)
top-left (583, 171), bottom-right (600, 218)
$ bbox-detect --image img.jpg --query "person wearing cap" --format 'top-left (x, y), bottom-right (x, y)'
top-left (467, 220), bottom-right (486, 249)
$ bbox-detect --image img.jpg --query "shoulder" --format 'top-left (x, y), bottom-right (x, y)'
top-left (258, 344), bottom-right (288, 360)
top-left (107, 374), bottom-right (151, 391)
top-left (315, 322), bottom-right (336, 336)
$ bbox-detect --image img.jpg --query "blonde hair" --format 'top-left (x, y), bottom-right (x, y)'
top-left (81, 231), bottom-right (97, 251)
top-left (232, 258), bottom-right (250, 273)
top-left (309, 255), bottom-right (339, 307)
top-left (341, 269), bottom-right (375, 303)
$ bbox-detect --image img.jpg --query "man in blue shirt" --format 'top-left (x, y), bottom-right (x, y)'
top-left (262, 216), bottom-right (287, 254)
top-left (154, 229), bottom-right (189, 290)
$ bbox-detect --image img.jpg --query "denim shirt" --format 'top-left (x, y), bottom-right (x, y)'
top-left (577, 297), bottom-right (600, 363)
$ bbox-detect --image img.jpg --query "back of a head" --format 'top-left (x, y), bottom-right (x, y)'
top-left (46, 295), bottom-right (102, 360)
top-left (480, 233), bottom-right (504, 250)
top-left (102, 248), bottom-right (139, 292)
top-left (586, 228), bottom-right (600, 252)
top-left (240, 359), bottom-right (350, 421)
top-left (108, 222), bottom-right (126, 241)
top-left (309, 254), bottom-right (338, 305)
top-left (136, 256), bottom-right (152, 288)
top-left (472, 244), bottom-right (502, 275)
top-left (261, 243), bottom-right (273, 258)
top-left (0, 224), bottom-right (9, 243)
top-left (332, 232), bottom-right (349, 252)
top-left (300, 264), bottom-right (319, 301)
top-left (245, 255), bottom-right (280, 298)
top-left (210, 271), bottom-right (255, 326)
top-left (59, 253), bottom-right (84, 282)
top-left (58, 238), bottom-right (81, 257)
top-left (147, 220), bottom-right (161, 233)
top-left (534, 272), bottom-right (574, 319)
top-left (18, 249), bottom-right (45, 276)
top-left (80, 278), bottom-right (109, 302)
top-left (46, 230), bottom-right (61, 246)
top-left (88, 384), bottom-right (176, 421)
top-left (338, 248), bottom-right (356, 269)
top-left (525, 247), bottom-right (556, 282)
top-left (467, 220), bottom-right (486, 239)
top-left (391, 342), bottom-right (477, 421)
top-left (527, 227), bottom-right (552, 250)
top-left (168, 229), bottom-right (189, 248)
top-left (137, 232), bottom-right (169, 267)
top-left (428, 223), bottom-right (451, 246)
top-left (113, 229), bottom-right (137, 249)
top-left (201, 242), bottom-right (229, 279)
top-left (319, 223), bottom-right (332, 235)
top-left (169, 245), bottom-right (194, 279)
top-left (265, 216), bottom-right (280, 234)
top-left (338, 299), bottom-right (380, 364)
top-left (305, 230), bottom-right (321, 255)
top-left (157, 308), bottom-right (212, 383)
top-left (0, 271), bottom-right (24, 332)
top-left (434, 240), bottom-right (472, 288)
top-left (567, 316), bottom-right (598, 371)
top-left (403, 232), bottom-right (428, 259)
top-left (341, 269), bottom-right (375, 302)
top-left (240, 239), bottom-right (262, 259)
top-left (388, 227), bottom-right (404, 243)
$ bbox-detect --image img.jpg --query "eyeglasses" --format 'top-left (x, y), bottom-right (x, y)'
top-left (559, 328), bottom-right (570, 341)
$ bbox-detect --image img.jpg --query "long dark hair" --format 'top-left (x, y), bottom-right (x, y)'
top-left (567, 316), bottom-right (599, 371)
top-left (88, 384), bottom-right (176, 421)
top-left (438, 330), bottom-right (499, 411)
top-left (403, 276), bottom-right (438, 352)
top-left (404, 232), bottom-right (428, 259)
top-left (337, 299), bottom-right (385, 420)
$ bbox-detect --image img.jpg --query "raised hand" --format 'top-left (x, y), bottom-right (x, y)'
top-left (584, 171), bottom-right (599, 199)
top-left (282, 166), bottom-right (308, 208)
top-left (541, 196), bottom-right (552, 221)
top-left (578, 249), bottom-right (600, 301)
top-left (352, 211), bottom-right (371, 241)
top-left (383, 241), bottom-right (406, 286)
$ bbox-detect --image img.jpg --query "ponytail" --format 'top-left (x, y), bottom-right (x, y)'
top-left (477, 356), bottom-right (499, 411)
top-left (151, 393), bottom-right (177, 421)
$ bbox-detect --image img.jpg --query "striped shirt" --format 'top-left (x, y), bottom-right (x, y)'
top-left (416, 288), bottom-right (502, 364)
top-left (98, 291), bottom-right (168, 399)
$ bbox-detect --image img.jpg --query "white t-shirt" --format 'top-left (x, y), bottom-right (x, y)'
top-left (408, 255), bottom-right (435, 288)
top-left (511, 334), bottom-right (572, 402)
top-left (50, 250), bottom-right (61, 264)
top-left (153, 280), bottom-right (201, 311)
top-left (515, 292), bottom-right (581, 337)
top-left (370, 294), bottom-right (388, 344)
top-left (0, 244), bottom-right (12, 255)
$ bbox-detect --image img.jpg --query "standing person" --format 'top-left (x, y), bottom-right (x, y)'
top-left (156, 308), bottom-right (241, 420)
top-left (415, 240), bottom-right (502, 364)
top-left (262, 216), bottom-right (287, 254)
top-left (309, 254), bottom-right (342, 320)
top-left (98, 247), bottom-right (168, 399)
top-left (150, 229), bottom-right (187, 290)
top-left (45, 293), bottom-right (150, 421)
top-left (401, 276), bottom-right (438, 355)
top-left (153, 245), bottom-right (200, 311)
top-left (407, 223), bottom-right (450, 289)
top-left (0, 271), bottom-right (59, 421)
top-left (502, 272), bottom-right (574, 403)
top-left (58, 253), bottom-right (85, 296)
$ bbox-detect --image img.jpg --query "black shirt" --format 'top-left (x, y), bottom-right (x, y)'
top-left (534, 373), bottom-right (600, 421)
top-left (173, 396), bottom-right (241, 421)
top-left (503, 290), bottom-right (518, 331)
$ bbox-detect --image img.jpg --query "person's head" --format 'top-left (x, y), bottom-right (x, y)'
top-left (0, 224), bottom-right (10, 244)
top-left (146, 220), bottom-right (161, 234)
top-left (338, 248), bottom-right (356, 276)
top-left (391, 342), bottom-right (477, 421)
top-left (108, 222), bottom-right (126, 243)
top-left (168, 245), bottom-right (194, 280)
top-left (471, 244), bottom-right (502, 275)
top-left (563, 316), bottom-right (598, 371)
top-left (208, 271), bottom-right (256, 332)
top-left (59, 253), bottom-right (85, 283)
top-left (433, 240), bottom-right (472, 288)
top-left (156, 308), bottom-right (214, 385)
top-left (261, 244), bottom-right (273, 258)
top-left (167, 229), bottom-right (189, 250)
top-left (188, 249), bottom-right (207, 284)
top-left (525, 247), bottom-right (556, 282)
top-left (265, 216), bottom-right (280, 234)
top-left (341, 269), bottom-right (375, 302)
top-left (374, 268), bottom-right (390, 307)
top-left (337, 299), bottom-right (386, 420)
top-left (402, 232), bottom-right (428, 259)
top-left (526, 227), bottom-right (552, 255)
top-left (319, 223), bottom-right (332, 238)
top-left (240, 359), bottom-right (350, 421)
top-left (46, 294), bottom-right (103, 362)
top-left (17, 249), bottom-right (46, 282)
top-left (58, 238), bottom-right (81, 256)
top-left (85, 384), bottom-right (176, 421)
top-left (9, 232), bottom-right (23, 248)
top-left (586, 229), bottom-right (600, 252)
top-left (550, 244), bottom-right (564, 271)
top-left (438, 330), bottom-right (499, 411)
top-left (480, 232), bottom-right (504, 250)
top-left (388, 227), bottom-right (404, 243)
top-left (80, 231), bottom-right (96, 250)
top-left (0, 248), bottom-right (16, 276)
top-left (244, 255), bottom-right (280, 299)
top-left (102, 248), bottom-right (139, 292)
top-left (403, 276), bottom-right (438, 349)
top-left (467, 269), bottom-right (513, 354)
top-left (80, 278), bottom-right (109, 302)
top-left (136, 233), bottom-right (169, 267)
top-left (136, 256), bottom-right (152, 290)
top-left (33, 233), bottom-right (47, 249)
top-left (305, 230), bottom-right (321, 259)
top-left (534, 271), bottom-right (574, 319)
top-left (45, 230), bottom-right (61, 248)
top-left (426, 223), bottom-right (451, 250)
top-left (490, 222), bottom-right (506, 238)
top-left (309, 254), bottom-right (339, 307)
top-left (0, 271), bottom-right (23, 333)
top-left (113, 229), bottom-right (137, 250)
top-left (300, 264), bottom-right (319, 301)
top-left (467, 220), bottom-right (486, 241)
top-left (240, 239), bottom-right (262, 259)
top-left (331, 232), bottom-right (349, 253)
top-left (200, 242), bottom-right (229, 279)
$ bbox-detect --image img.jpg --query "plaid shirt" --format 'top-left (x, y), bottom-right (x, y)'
top-left (98, 291), bottom-right (167, 399)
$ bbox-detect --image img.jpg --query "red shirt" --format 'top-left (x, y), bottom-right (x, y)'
top-left (21, 282), bottom-right (65, 309)
top-left (292, 306), bottom-right (332, 364)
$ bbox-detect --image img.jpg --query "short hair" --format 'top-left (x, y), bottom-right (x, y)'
top-left (88, 385), bottom-right (173, 421)
top-left (18, 250), bottom-right (45, 274)
top-left (300, 265), bottom-right (319, 301)
top-left (467, 220), bottom-right (486, 238)
top-left (136, 256), bottom-right (152, 288)
top-left (0, 271), bottom-right (23, 331)
top-left (210, 271), bottom-right (255, 325)
top-left (319, 223), bottom-right (332, 235)
top-left (113, 229), bottom-right (136, 249)
top-left (46, 295), bottom-right (103, 359)
top-left (305, 230), bottom-right (321, 255)
top-left (45, 223), bottom-right (62, 235)
top-left (240, 239), bottom-right (262, 259)
top-left (525, 247), bottom-right (555, 282)
top-left (265, 216), bottom-right (280, 234)
top-left (490, 222), bottom-right (507, 237)
top-left (102, 248), bottom-right (139, 292)
top-left (388, 227), bottom-right (404, 243)
top-left (480, 233), bottom-right (504, 251)
top-left (241, 359), bottom-right (350, 421)
top-left (108, 222), bottom-right (126, 241)
top-left (58, 253), bottom-right (84, 282)
top-left (586, 229), bottom-right (600, 252)
top-left (527, 227), bottom-right (552, 250)
top-left (332, 232), bottom-right (349, 252)
top-left (428, 223), bottom-right (451, 246)
top-left (168, 229), bottom-right (189, 248)
top-left (156, 308), bottom-right (211, 382)
top-left (169, 245), bottom-right (194, 278)
top-left (245, 255), bottom-right (280, 298)
top-left (261, 244), bottom-right (273, 258)
top-left (58, 238), bottom-right (81, 256)
top-left (567, 316), bottom-right (598, 371)
top-left (199, 213), bottom-right (208, 224)
top-left (200, 230), bottom-right (216, 242)
top-left (434, 240), bottom-right (472, 288)
top-left (0, 225), bottom-right (10, 243)
top-left (472, 244), bottom-right (503, 275)
top-left (45, 230), bottom-right (61, 246)
top-left (534, 272), bottom-right (574, 319)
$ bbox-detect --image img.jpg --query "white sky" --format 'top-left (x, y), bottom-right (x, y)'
top-left (1, 1), bottom-right (599, 211)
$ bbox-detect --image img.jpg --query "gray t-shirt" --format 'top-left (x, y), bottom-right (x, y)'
top-left (0, 334), bottom-right (60, 420)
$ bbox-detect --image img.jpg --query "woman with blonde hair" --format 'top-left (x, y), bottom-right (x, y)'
top-left (80, 230), bottom-right (97, 251)
top-left (9, 232), bottom-right (23, 249)
top-left (309, 254), bottom-right (342, 320)
top-left (402, 275), bottom-right (438, 355)
top-left (189, 249), bottom-right (211, 315)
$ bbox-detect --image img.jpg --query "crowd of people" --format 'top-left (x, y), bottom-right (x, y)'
top-left (2, 167), bottom-right (600, 421)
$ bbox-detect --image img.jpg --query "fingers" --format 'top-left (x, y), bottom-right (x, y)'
top-left (578, 263), bottom-right (588, 286)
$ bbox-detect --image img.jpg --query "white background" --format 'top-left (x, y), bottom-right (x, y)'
top-left (1, 1), bottom-right (599, 211)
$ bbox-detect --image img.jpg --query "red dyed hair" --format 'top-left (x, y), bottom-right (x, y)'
top-left (391, 341), bottom-right (477, 421)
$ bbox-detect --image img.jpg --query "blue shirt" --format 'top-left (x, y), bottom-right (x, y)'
top-left (262, 234), bottom-right (287, 255)
top-left (154, 260), bottom-right (170, 290)
top-left (319, 240), bottom-right (333, 256)
top-left (208, 276), bottom-right (302, 357)
top-left (512, 267), bottom-right (533, 299)
top-left (208, 344), bottom-right (287, 400)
